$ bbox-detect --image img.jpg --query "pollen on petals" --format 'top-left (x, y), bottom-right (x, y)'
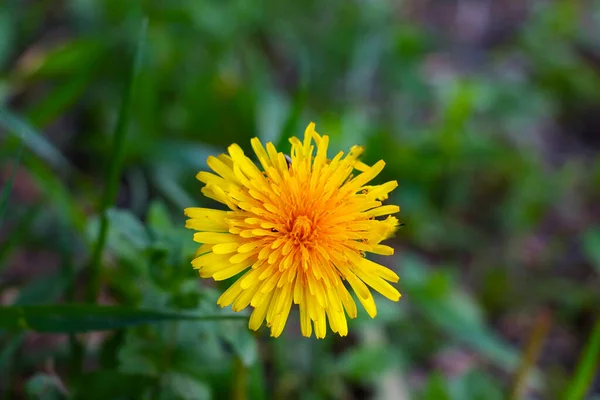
top-left (185, 122), bottom-right (402, 338)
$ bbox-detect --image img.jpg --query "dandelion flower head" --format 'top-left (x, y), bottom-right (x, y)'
top-left (185, 123), bottom-right (401, 338)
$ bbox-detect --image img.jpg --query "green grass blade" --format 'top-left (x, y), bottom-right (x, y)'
top-left (564, 317), bottom-right (600, 400)
top-left (86, 17), bottom-right (148, 303)
top-left (26, 71), bottom-right (92, 128)
top-left (509, 311), bottom-right (552, 400)
top-left (0, 304), bottom-right (246, 333)
top-left (0, 137), bottom-right (24, 229)
top-left (0, 108), bottom-right (70, 172)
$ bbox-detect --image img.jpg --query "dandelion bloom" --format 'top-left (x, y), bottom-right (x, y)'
top-left (185, 123), bottom-right (401, 338)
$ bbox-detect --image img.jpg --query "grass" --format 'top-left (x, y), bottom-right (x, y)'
top-left (86, 18), bottom-right (148, 303)
top-left (0, 1), bottom-right (599, 399)
top-left (564, 318), bottom-right (600, 400)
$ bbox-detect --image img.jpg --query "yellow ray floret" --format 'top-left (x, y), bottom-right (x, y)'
top-left (184, 122), bottom-right (401, 338)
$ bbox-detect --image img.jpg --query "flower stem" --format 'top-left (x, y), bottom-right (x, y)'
top-left (509, 309), bottom-right (552, 400)
top-left (232, 355), bottom-right (247, 400)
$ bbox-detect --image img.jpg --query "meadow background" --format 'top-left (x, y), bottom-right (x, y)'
top-left (1, 1), bottom-right (600, 399)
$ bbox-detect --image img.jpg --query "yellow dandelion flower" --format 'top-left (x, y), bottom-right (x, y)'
top-left (184, 122), bottom-right (401, 338)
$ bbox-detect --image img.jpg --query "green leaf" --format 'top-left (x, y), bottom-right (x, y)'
top-left (20, 38), bottom-right (105, 78)
top-left (26, 71), bottom-right (92, 128)
top-left (117, 288), bottom-right (236, 379)
top-left (420, 373), bottom-right (452, 400)
top-left (401, 256), bottom-right (521, 371)
top-left (87, 208), bottom-right (150, 265)
top-left (148, 200), bottom-right (173, 230)
top-left (118, 330), bottom-right (165, 376)
top-left (24, 373), bottom-right (64, 400)
top-left (160, 372), bottom-right (211, 400)
top-left (0, 304), bottom-right (247, 333)
top-left (221, 322), bottom-right (258, 367)
top-left (0, 108), bottom-right (70, 173)
top-left (564, 318), bottom-right (600, 400)
top-left (449, 369), bottom-right (503, 400)
top-left (106, 208), bottom-right (150, 250)
top-left (338, 345), bottom-right (395, 384)
top-left (151, 167), bottom-right (196, 210)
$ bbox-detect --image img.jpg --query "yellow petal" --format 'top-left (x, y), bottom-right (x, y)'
top-left (228, 144), bottom-right (263, 180)
top-left (192, 252), bottom-right (230, 268)
top-left (184, 207), bottom-right (229, 220)
top-left (217, 279), bottom-right (244, 307)
top-left (209, 262), bottom-right (250, 281)
top-left (232, 283), bottom-right (260, 312)
top-left (369, 244), bottom-right (395, 256)
top-left (363, 205), bottom-right (400, 218)
top-left (347, 160), bottom-right (385, 190)
top-left (250, 137), bottom-right (271, 171)
top-left (249, 290), bottom-right (274, 331)
top-left (193, 232), bottom-right (239, 244)
top-left (212, 242), bottom-right (240, 254)
top-left (207, 155), bottom-right (239, 183)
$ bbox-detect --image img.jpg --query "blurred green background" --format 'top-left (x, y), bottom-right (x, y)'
top-left (1, 0), bottom-right (600, 399)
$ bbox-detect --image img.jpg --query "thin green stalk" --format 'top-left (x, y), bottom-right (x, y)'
top-left (86, 18), bottom-right (148, 303)
top-left (232, 355), bottom-right (248, 400)
top-left (509, 310), bottom-right (552, 400)
top-left (563, 317), bottom-right (600, 400)
top-left (59, 231), bottom-right (83, 379)
top-left (0, 138), bottom-right (24, 229)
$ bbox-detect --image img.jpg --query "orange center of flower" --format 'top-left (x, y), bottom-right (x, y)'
top-left (288, 215), bottom-right (314, 242)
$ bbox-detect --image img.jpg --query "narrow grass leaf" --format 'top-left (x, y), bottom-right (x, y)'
top-left (87, 17), bottom-right (148, 302)
top-left (0, 304), bottom-right (247, 333)
top-left (26, 71), bottom-right (92, 128)
top-left (564, 318), bottom-right (600, 400)
top-left (509, 310), bottom-right (552, 400)
top-left (0, 108), bottom-right (70, 172)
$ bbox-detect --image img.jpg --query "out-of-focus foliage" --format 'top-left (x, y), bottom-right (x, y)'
top-left (1, 0), bottom-right (599, 399)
